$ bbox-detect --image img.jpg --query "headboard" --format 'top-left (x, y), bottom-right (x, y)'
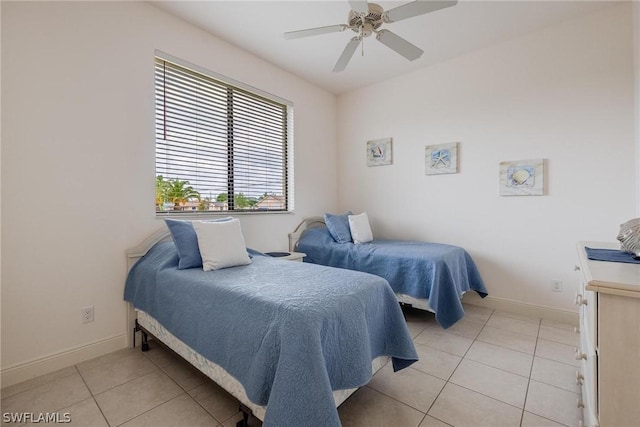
top-left (288, 216), bottom-right (326, 252)
top-left (126, 228), bottom-right (172, 271)
top-left (125, 227), bottom-right (172, 347)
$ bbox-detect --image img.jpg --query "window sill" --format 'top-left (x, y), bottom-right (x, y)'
top-left (155, 210), bottom-right (295, 220)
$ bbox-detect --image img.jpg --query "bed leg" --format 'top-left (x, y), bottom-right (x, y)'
top-left (134, 319), bottom-right (150, 351)
top-left (236, 405), bottom-right (250, 427)
top-left (141, 330), bottom-right (149, 352)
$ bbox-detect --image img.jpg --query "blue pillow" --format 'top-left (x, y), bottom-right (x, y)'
top-left (165, 217), bottom-right (233, 269)
top-left (324, 212), bottom-right (353, 243)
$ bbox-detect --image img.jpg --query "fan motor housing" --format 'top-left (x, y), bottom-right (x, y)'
top-left (348, 2), bottom-right (385, 35)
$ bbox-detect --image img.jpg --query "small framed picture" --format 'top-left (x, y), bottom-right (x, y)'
top-left (425, 142), bottom-right (458, 175)
top-left (367, 138), bottom-right (392, 167)
top-left (499, 158), bottom-right (545, 196)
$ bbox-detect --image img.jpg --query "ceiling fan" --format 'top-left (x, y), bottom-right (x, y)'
top-left (284, 0), bottom-right (458, 72)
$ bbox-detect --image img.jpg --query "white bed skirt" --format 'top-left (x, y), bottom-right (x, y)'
top-left (136, 310), bottom-right (389, 422)
top-left (396, 293), bottom-right (434, 312)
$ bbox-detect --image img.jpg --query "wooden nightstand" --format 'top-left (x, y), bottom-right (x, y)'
top-left (264, 251), bottom-right (306, 262)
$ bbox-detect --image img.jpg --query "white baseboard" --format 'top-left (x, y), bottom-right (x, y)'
top-left (1, 333), bottom-right (128, 388)
top-left (462, 293), bottom-right (579, 326)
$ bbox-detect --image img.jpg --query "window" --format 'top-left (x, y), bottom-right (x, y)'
top-left (154, 55), bottom-right (293, 214)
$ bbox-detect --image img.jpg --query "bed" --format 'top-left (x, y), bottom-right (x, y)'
top-left (124, 227), bottom-right (418, 427)
top-left (289, 217), bottom-right (488, 329)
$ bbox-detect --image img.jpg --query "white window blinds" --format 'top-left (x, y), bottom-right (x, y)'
top-left (155, 56), bottom-right (291, 213)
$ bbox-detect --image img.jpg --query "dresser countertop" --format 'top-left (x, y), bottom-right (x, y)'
top-left (578, 241), bottom-right (640, 297)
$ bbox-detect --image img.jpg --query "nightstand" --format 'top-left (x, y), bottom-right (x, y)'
top-left (264, 251), bottom-right (306, 262)
top-left (283, 252), bottom-right (306, 262)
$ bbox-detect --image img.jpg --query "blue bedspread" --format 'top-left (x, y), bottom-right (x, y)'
top-left (124, 241), bottom-right (417, 427)
top-left (297, 227), bottom-right (488, 328)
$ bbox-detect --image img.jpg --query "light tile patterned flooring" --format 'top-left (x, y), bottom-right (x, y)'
top-left (1, 304), bottom-right (582, 427)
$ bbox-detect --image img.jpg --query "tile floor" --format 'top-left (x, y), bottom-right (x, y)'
top-left (1, 304), bottom-right (582, 427)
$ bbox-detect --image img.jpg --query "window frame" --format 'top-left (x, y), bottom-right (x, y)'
top-left (154, 51), bottom-right (294, 217)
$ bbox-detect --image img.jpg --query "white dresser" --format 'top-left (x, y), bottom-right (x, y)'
top-left (575, 242), bottom-right (640, 427)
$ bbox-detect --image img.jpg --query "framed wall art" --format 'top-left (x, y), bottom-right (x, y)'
top-left (425, 142), bottom-right (458, 175)
top-left (367, 138), bottom-right (393, 167)
top-left (499, 158), bottom-right (545, 196)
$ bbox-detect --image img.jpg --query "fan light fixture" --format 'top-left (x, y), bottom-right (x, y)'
top-left (284, 0), bottom-right (458, 72)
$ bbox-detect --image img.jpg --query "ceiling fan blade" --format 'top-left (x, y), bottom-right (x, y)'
top-left (384, 0), bottom-right (457, 23)
top-left (284, 24), bottom-right (348, 40)
top-left (333, 37), bottom-right (362, 72)
top-left (376, 29), bottom-right (423, 61)
top-left (349, 0), bottom-right (370, 15)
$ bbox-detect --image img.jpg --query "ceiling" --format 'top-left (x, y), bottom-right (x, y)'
top-left (151, 1), bottom-right (616, 95)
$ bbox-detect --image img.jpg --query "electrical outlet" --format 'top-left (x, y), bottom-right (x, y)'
top-left (551, 279), bottom-right (563, 292)
top-left (81, 306), bottom-right (94, 323)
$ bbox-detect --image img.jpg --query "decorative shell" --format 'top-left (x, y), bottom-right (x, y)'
top-left (512, 169), bottom-right (530, 185)
top-left (617, 218), bottom-right (640, 258)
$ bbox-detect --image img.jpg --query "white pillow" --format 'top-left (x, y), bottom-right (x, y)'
top-left (348, 212), bottom-right (373, 244)
top-left (192, 219), bottom-right (251, 271)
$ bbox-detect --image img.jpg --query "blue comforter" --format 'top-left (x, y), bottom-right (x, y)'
top-left (124, 241), bottom-right (417, 427)
top-left (297, 227), bottom-right (488, 328)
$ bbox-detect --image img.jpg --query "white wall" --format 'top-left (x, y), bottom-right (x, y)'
top-left (337, 4), bottom-right (636, 313)
top-left (1, 1), bottom-right (337, 381)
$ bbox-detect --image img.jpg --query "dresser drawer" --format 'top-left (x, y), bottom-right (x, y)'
top-left (578, 305), bottom-right (599, 427)
top-left (580, 370), bottom-right (599, 427)
top-left (575, 263), bottom-right (597, 348)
